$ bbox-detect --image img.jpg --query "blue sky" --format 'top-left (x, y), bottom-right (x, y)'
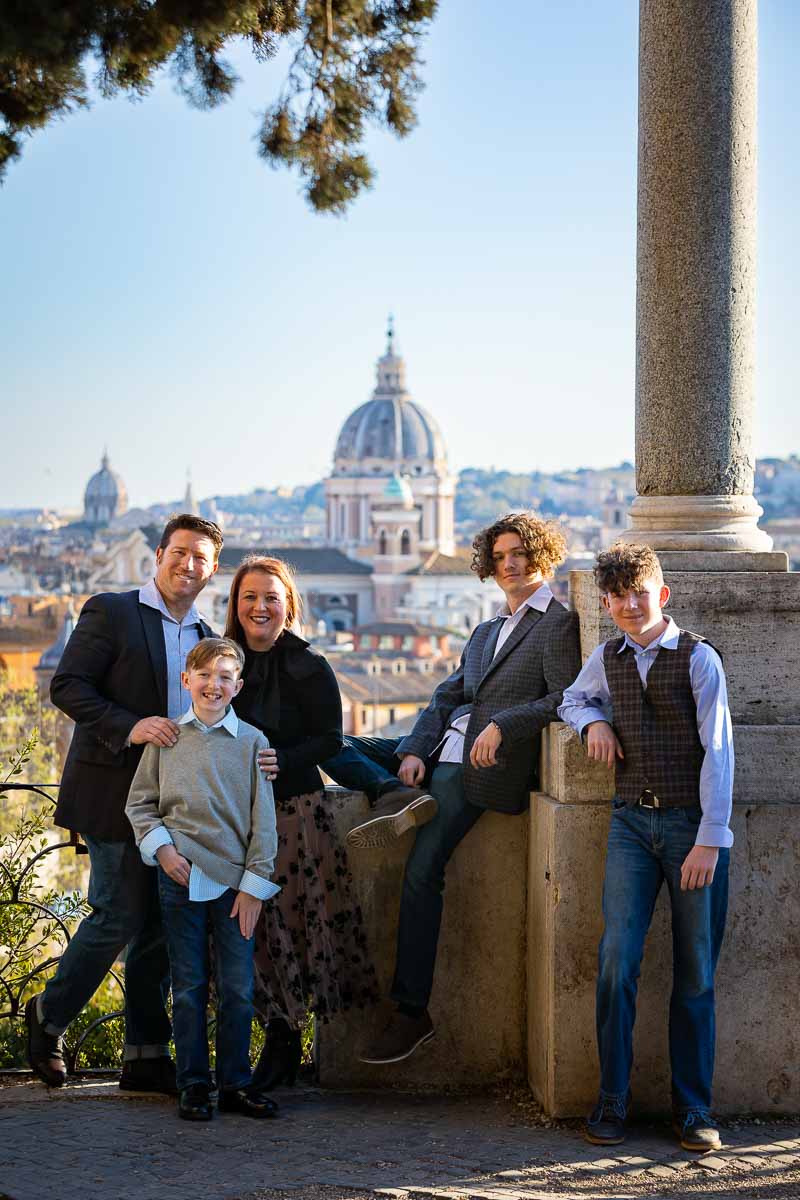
top-left (1, 1), bottom-right (797, 510)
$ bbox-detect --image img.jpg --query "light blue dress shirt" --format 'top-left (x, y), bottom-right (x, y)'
top-left (138, 578), bottom-right (203, 720)
top-left (557, 617), bottom-right (734, 849)
top-left (139, 706), bottom-right (280, 902)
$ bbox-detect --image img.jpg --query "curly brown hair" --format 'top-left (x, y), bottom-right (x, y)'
top-left (471, 512), bottom-right (568, 582)
top-left (594, 542), bottom-right (664, 594)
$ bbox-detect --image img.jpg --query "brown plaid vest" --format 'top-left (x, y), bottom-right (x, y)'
top-left (604, 629), bottom-right (706, 808)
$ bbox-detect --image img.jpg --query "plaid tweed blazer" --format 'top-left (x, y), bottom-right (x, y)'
top-left (397, 598), bottom-right (581, 814)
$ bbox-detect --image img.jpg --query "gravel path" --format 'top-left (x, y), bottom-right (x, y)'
top-left (1, 1075), bottom-right (798, 1200)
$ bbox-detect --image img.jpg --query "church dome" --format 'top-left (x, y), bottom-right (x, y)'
top-left (84, 452), bottom-right (128, 527)
top-left (333, 321), bottom-right (447, 474)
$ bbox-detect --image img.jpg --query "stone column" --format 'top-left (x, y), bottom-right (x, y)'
top-left (624, 0), bottom-right (773, 556)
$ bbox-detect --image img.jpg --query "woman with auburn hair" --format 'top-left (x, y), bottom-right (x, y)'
top-left (224, 555), bottom-right (377, 1087)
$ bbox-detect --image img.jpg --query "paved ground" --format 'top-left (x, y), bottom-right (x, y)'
top-left (1, 1075), bottom-right (799, 1200)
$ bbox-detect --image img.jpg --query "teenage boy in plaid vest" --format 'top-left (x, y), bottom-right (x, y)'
top-left (558, 543), bottom-right (733, 1153)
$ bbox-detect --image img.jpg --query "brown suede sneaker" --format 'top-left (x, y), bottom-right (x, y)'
top-left (359, 1010), bottom-right (435, 1064)
top-left (346, 789), bottom-right (438, 850)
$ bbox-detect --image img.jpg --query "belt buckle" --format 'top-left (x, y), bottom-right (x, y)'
top-left (639, 790), bottom-right (660, 809)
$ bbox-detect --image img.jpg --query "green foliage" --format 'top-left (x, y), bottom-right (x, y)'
top-left (0, 0), bottom-right (438, 213)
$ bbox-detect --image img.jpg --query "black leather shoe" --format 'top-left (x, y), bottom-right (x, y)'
top-left (120, 1056), bottom-right (179, 1095)
top-left (218, 1087), bottom-right (279, 1118)
top-left (251, 1019), bottom-right (302, 1090)
top-left (179, 1083), bottom-right (213, 1121)
top-left (584, 1093), bottom-right (630, 1145)
top-left (25, 995), bottom-right (67, 1087)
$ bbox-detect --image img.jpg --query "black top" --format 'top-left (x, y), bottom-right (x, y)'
top-left (233, 630), bottom-right (343, 802)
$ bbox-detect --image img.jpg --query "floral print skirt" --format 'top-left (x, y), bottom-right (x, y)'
top-left (253, 791), bottom-right (379, 1029)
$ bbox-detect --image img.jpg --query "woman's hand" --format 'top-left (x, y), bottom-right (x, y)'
top-left (231, 891), bottom-right (263, 938)
top-left (257, 747), bottom-right (279, 781)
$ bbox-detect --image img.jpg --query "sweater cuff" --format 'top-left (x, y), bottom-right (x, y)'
top-left (238, 870), bottom-right (281, 901)
top-left (139, 826), bottom-right (173, 867)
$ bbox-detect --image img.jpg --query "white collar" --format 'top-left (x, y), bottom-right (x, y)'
top-left (139, 578), bottom-right (201, 627)
top-left (618, 615), bottom-right (680, 655)
top-left (179, 705), bottom-right (239, 736)
top-left (498, 580), bottom-right (553, 619)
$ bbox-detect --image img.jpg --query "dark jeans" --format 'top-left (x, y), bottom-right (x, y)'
top-left (41, 836), bottom-right (171, 1058)
top-left (322, 736), bottom-right (408, 802)
top-left (158, 869), bottom-right (254, 1092)
top-left (597, 800), bottom-right (729, 1114)
top-left (391, 763), bottom-right (484, 1010)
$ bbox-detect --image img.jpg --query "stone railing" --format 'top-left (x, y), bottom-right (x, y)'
top-left (0, 782), bottom-right (125, 1072)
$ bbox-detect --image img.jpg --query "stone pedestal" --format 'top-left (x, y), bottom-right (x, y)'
top-left (527, 569), bottom-right (800, 1116)
top-left (317, 789), bottom-right (528, 1089)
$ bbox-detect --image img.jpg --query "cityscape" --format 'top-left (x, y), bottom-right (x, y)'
top-left (2, 323), bottom-right (800, 760)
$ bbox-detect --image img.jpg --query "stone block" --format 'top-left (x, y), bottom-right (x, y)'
top-left (732, 726), bottom-right (800, 804)
top-left (540, 722), bottom-right (614, 804)
top-left (316, 787), bottom-right (528, 1088)
top-left (527, 793), bottom-right (800, 1116)
top-left (570, 569), bottom-right (800, 725)
top-left (657, 551), bottom-right (788, 572)
top-left (542, 722), bottom-right (800, 806)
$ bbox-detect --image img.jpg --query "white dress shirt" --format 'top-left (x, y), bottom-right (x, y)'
top-left (438, 582), bottom-right (554, 764)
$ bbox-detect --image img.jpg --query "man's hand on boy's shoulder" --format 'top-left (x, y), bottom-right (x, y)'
top-left (155, 843), bottom-right (191, 887)
top-left (585, 721), bottom-right (624, 768)
top-left (680, 845), bottom-right (719, 891)
top-left (231, 891), bottom-right (263, 939)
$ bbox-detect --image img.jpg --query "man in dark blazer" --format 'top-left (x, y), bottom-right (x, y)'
top-left (324, 512), bottom-right (581, 1064)
top-left (25, 514), bottom-right (221, 1090)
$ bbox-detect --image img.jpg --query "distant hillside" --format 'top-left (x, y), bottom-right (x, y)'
top-left (199, 457), bottom-right (800, 531)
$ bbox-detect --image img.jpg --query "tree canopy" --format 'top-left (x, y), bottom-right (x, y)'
top-left (0, 1), bottom-right (437, 213)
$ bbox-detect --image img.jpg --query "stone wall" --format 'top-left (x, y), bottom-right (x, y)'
top-left (317, 788), bottom-right (529, 1089)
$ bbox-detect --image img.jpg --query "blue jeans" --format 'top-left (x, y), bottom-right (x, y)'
top-left (41, 836), bottom-right (171, 1058)
top-left (322, 736), bottom-right (408, 802)
top-left (158, 870), bottom-right (255, 1092)
top-left (596, 801), bottom-right (729, 1114)
top-left (391, 764), bottom-right (484, 1009)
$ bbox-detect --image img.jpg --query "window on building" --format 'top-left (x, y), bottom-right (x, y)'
top-left (402, 636), bottom-right (415, 651)
top-left (379, 530), bottom-right (388, 555)
top-left (391, 660), bottom-right (406, 675)
top-left (400, 529), bottom-right (411, 555)
top-left (379, 635), bottom-right (394, 650)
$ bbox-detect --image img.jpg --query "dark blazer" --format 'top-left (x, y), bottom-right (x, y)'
top-left (51, 590), bottom-right (213, 840)
top-left (233, 630), bottom-right (343, 803)
top-left (397, 598), bottom-right (581, 815)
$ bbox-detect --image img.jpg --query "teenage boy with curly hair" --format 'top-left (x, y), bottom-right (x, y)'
top-left (318, 512), bottom-right (580, 1064)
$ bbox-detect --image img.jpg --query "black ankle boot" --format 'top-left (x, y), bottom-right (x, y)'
top-left (251, 1019), bottom-right (302, 1090)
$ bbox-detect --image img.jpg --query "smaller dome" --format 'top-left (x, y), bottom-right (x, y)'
top-left (84, 452), bottom-right (128, 526)
top-left (383, 474), bottom-right (414, 506)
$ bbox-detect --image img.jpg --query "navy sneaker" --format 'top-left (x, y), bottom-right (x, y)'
top-left (673, 1110), bottom-right (722, 1152)
top-left (584, 1092), bottom-right (629, 1145)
